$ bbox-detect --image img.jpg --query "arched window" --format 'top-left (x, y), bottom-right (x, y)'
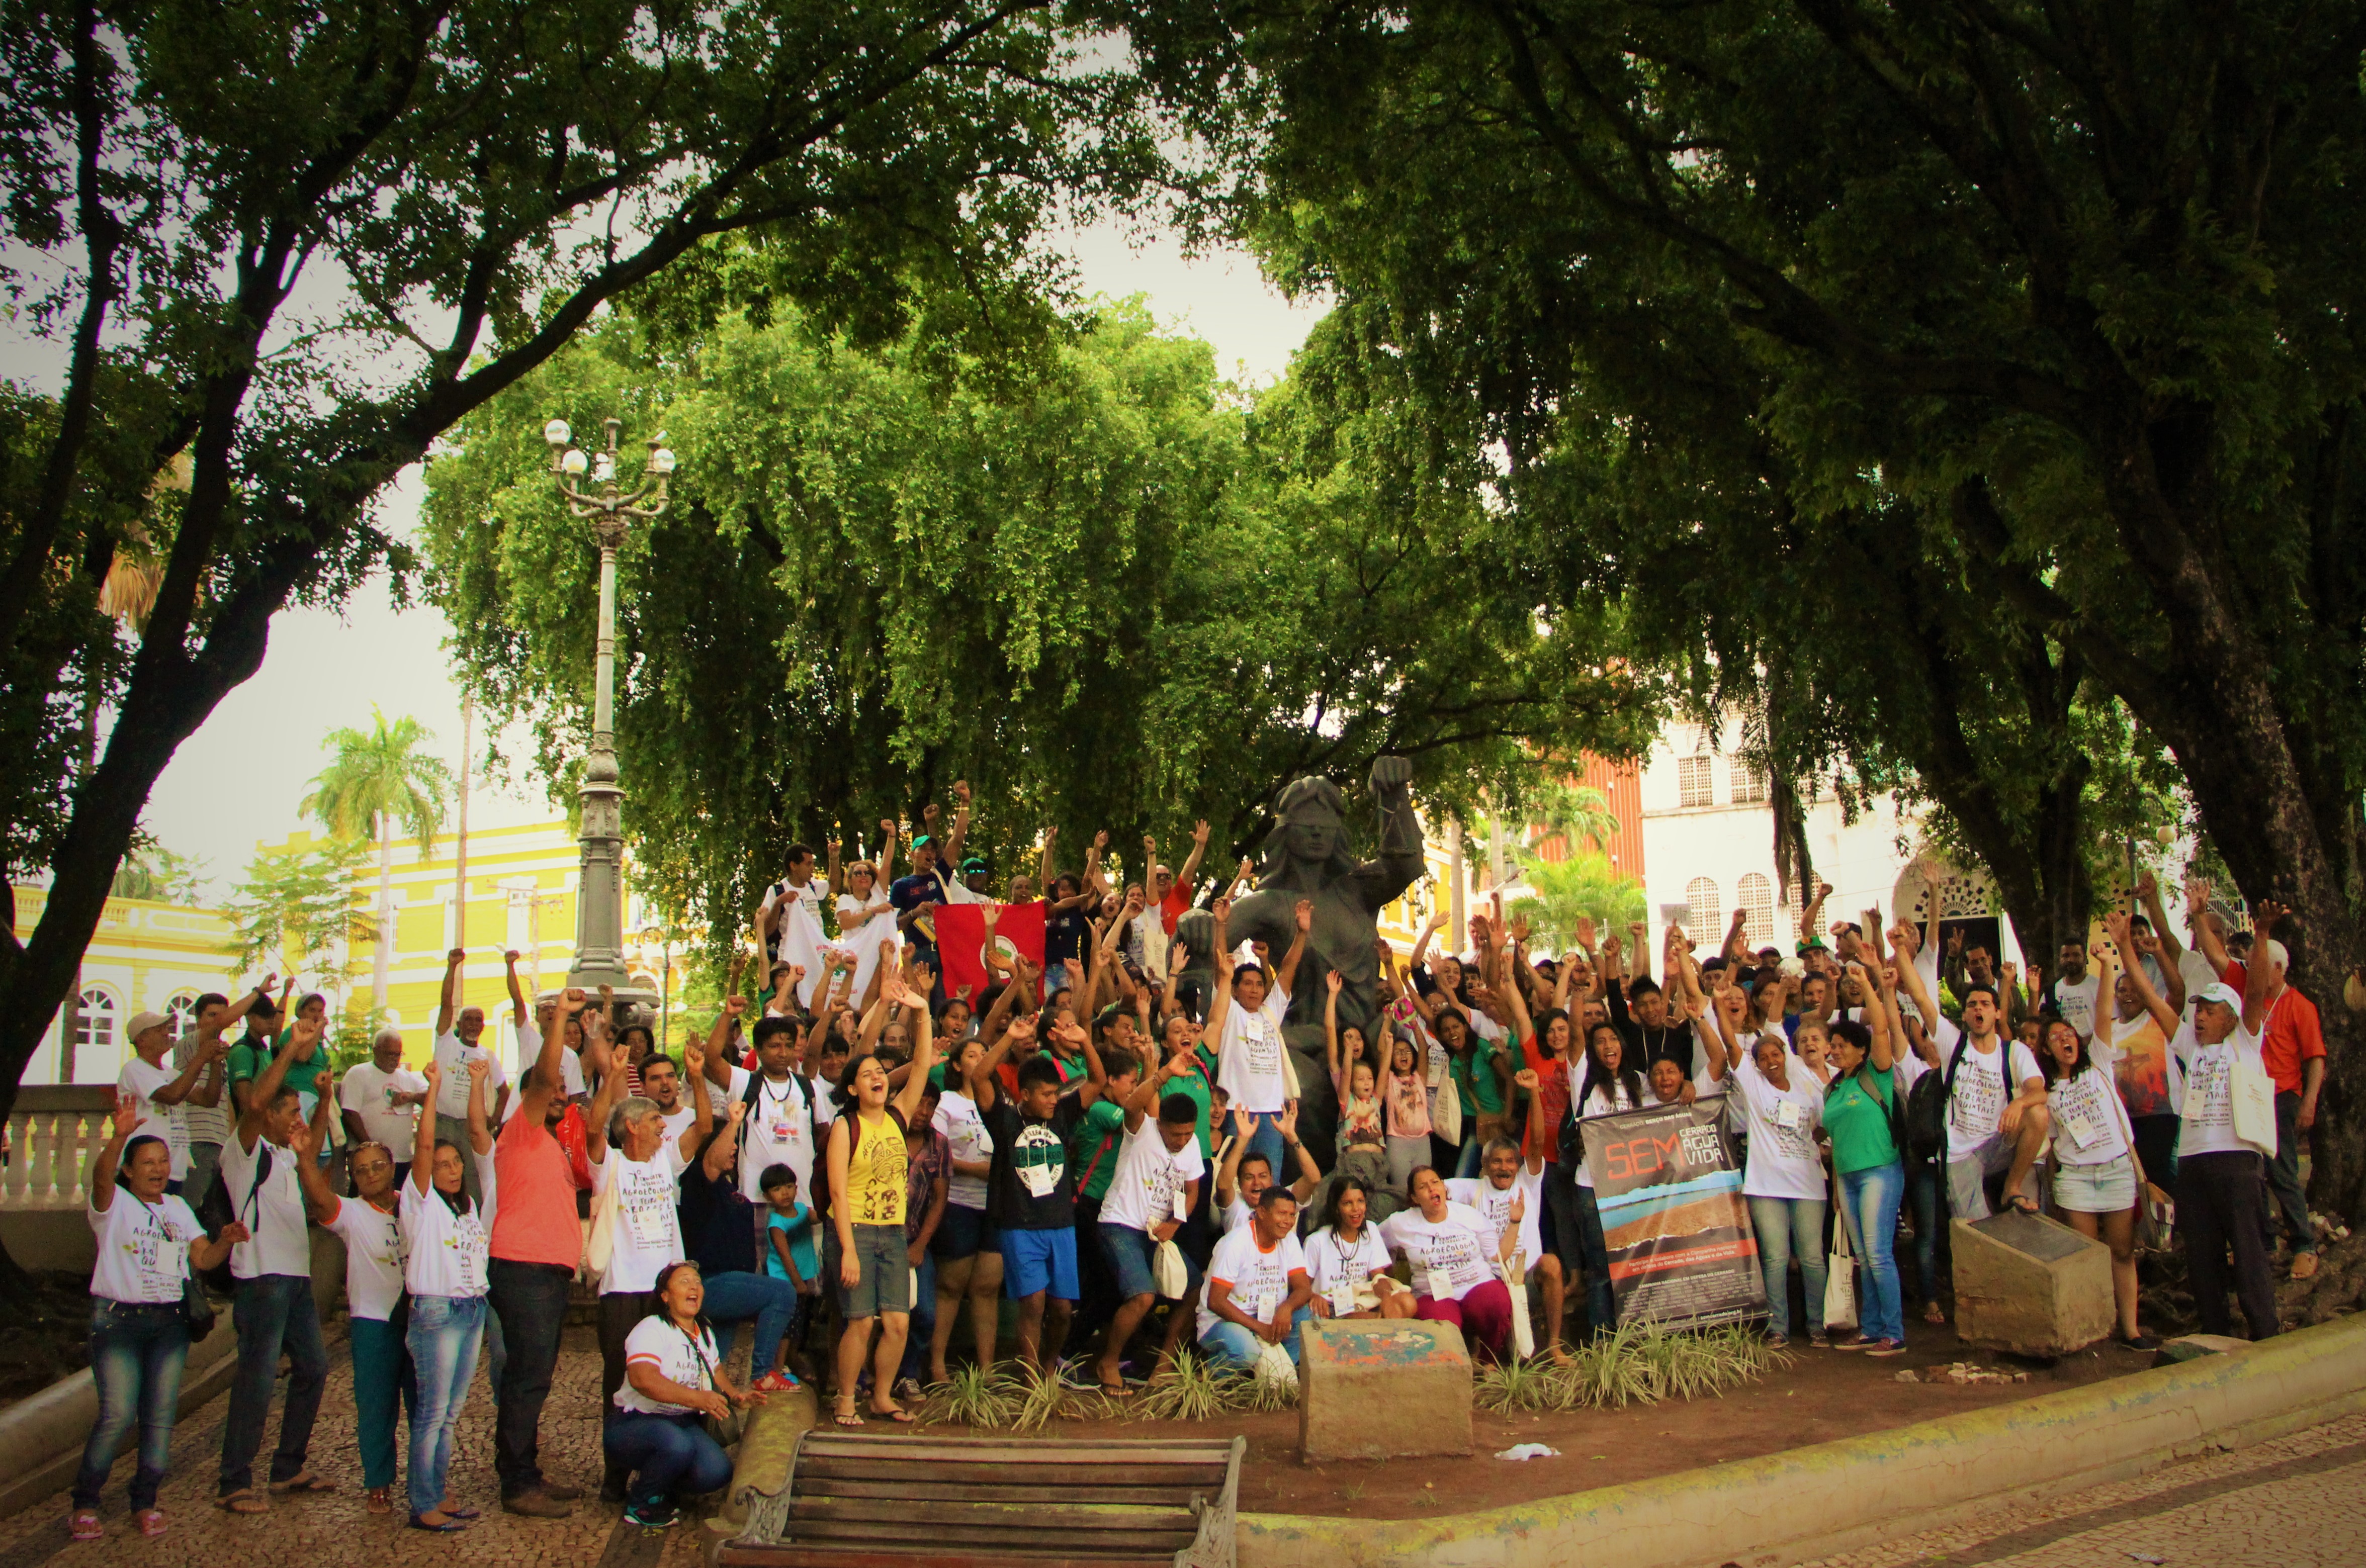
top-left (1738, 874), bottom-right (1776, 948)
top-left (74, 987), bottom-right (117, 1052)
top-left (164, 990), bottom-right (200, 1039)
top-left (1684, 877), bottom-right (1721, 935)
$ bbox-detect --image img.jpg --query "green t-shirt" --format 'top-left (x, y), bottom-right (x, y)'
top-left (229, 1033), bottom-right (326, 1109)
top-left (1069, 1098), bottom-right (1127, 1203)
top-left (1824, 1065), bottom-right (1901, 1175)
top-left (1165, 1048), bottom-right (1217, 1158)
top-left (1453, 1034), bottom-right (1507, 1116)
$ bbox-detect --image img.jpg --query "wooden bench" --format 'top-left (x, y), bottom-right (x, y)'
top-left (718, 1431), bottom-right (1246, 1568)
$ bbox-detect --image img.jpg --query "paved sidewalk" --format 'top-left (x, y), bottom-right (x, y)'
top-left (1804, 1410), bottom-right (2366, 1568)
top-left (0, 1327), bottom-right (707, 1568)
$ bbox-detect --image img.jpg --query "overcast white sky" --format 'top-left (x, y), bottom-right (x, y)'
top-left (115, 221), bottom-right (1325, 898)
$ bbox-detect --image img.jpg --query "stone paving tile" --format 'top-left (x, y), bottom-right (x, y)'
top-left (1804, 1412), bottom-right (2366, 1568)
top-left (0, 1326), bottom-right (709, 1568)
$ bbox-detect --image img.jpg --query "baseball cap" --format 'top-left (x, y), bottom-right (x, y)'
top-left (960, 856), bottom-right (987, 874)
top-left (2194, 981), bottom-right (2243, 1010)
top-left (126, 1009), bottom-right (172, 1041)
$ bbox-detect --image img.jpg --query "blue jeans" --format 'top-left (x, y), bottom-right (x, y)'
top-left (603, 1411), bottom-right (733, 1510)
top-left (900, 1250), bottom-right (936, 1383)
top-left (348, 1314), bottom-right (417, 1490)
top-left (1747, 1194), bottom-right (1829, 1340)
top-left (1200, 1304), bottom-right (1316, 1371)
top-left (1906, 1160), bottom-right (1942, 1305)
top-left (405, 1294), bottom-right (487, 1518)
top-left (219, 1274), bottom-right (328, 1495)
top-left (74, 1301), bottom-right (189, 1512)
top-left (704, 1270), bottom-right (804, 1379)
top-left (1241, 1113), bottom-right (1287, 1187)
top-left (1572, 1183), bottom-right (1614, 1340)
top-left (1838, 1161), bottom-right (1906, 1346)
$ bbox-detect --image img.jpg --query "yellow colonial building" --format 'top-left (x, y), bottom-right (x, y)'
top-left (14, 889), bottom-right (247, 1087)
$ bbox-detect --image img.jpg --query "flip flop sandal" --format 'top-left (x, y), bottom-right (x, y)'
top-left (869, 1406), bottom-right (917, 1424)
top-left (270, 1473), bottom-right (337, 1495)
top-left (69, 1511), bottom-right (103, 1541)
top-left (136, 1510), bottom-right (167, 1538)
top-left (2004, 1196), bottom-right (2040, 1216)
top-left (408, 1515), bottom-right (471, 1533)
top-left (1098, 1381), bottom-right (1135, 1398)
top-left (832, 1408), bottom-right (865, 1428)
top-left (365, 1487), bottom-right (392, 1515)
top-left (439, 1505), bottom-right (483, 1520)
top-left (217, 1491), bottom-right (269, 1516)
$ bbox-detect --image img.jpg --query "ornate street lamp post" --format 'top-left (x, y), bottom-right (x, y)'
top-left (543, 415), bottom-right (675, 1000)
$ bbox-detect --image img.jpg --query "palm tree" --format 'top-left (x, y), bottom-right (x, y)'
top-left (1507, 851), bottom-right (1648, 951)
top-left (302, 708), bottom-right (454, 1011)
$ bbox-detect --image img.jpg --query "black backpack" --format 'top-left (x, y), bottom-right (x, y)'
top-left (194, 1140), bottom-right (272, 1296)
top-left (1904, 1035), bottom-right (1977, 1167)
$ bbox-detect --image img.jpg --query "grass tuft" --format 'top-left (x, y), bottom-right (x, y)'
top-left (1545, 1320), bottom-right (1782, 1409)
top-left (919, 1360), bottom-right (1023, 1430)
top-left (1132, 1351), bottom-right (1241, 1422)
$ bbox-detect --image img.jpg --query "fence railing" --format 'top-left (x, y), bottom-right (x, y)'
top-left (3, 1087), bottom-right (116, 1210)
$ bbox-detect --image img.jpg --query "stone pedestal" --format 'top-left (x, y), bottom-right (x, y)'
top-left (1951, 1210), bottom-right (2115, 1356)
top-left (1299, 1319), bottom-right (1471, 1463)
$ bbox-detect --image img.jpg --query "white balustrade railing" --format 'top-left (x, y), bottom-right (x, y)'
top-left (3, 1088), bottom-right (116, 1210)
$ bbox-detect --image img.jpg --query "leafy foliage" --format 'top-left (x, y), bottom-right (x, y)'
top-left (1508, 853), bottom-right (1647, 952)
top-left (417, 300), bottom-right (1658, 959)
top-left (301, 708), bottom-right (453, 859)
top-left (218, 842), bottom-right (373, 987)
top-left (108, 845), bottom-right (206, 906)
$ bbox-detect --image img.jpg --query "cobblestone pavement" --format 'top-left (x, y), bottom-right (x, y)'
top-left (0, 1326), bottom-right (707, 1568)
top-left (1803, 1410), bottom-right (2366, 1568)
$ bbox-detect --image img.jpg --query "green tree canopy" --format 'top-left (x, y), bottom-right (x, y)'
top-left (303, 709), bottom-right (452, 858)
top-left (418, 298), bottom-right (1660, 952)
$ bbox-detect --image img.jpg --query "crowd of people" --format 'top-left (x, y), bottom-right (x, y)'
top-left (67, 796), bottom-right (2328, 1539)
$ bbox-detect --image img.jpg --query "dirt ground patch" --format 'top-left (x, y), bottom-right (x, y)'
top-left (920, 1321), bottom-right (2156, 1520)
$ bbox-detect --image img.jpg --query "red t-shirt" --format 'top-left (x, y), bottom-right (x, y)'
top-left (490, 1103), bottom-right (585, 1268)
top-left (1518, 1033), bottom-right (1572, 1164)
top-left (2218, 962), bottom-right (2325, 1094)
top-left (1159, 884), bottom-right (1192, 935)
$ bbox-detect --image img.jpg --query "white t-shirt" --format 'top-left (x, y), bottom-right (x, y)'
top-left (1730, 1059), bottom-right (1826, 1201)
top-left (762, 876), bottom-right (830, 1007)
top-left (116, 1056), bottom-right (189, 1180)
top-left (1098, 1121), bottom-right (1206, 1232)
top-left (835, 890), bottom-right (896, 999)
top-left (934, 1089), bottom-right (994, 1211)
top-left (2046, 1065), bottom-right (2133, 1167)
top-left (1303, 1223), bottom-right (1392, 1309)
top-left (1220, 1194), bottom-right (1254, 1235)
top-left (89, 1191), bottom-right (202, 1305)
top-left (594, 1144), bottom-right (689, 1294)
top-left (656, 1102), bottom-right (697, 1147)
top-left (1447, 1170), bottom-right (1545, 1269)
top-left (220, 1132), bottom-right (311, 1279)
top-left (1944, 1038), bottom-right (2044, 1158)
top-left (2173, 1022), bottom-right (2266, 1158)
top-left (1572, 1078), bottom-right (1638, 1189)
top-left (2053, 974), bottom-right (2102, 1041)
top-left (340, 1062), bottom-right (431, 1153)
top-left (615, 1315), bottom-right (722, 1415)
top-left (323, 1193), bottom-right (408, 1319)
top-left (1199, 1224), bottom-right (1308, 1340)
top-left (401, 1151), bottom-right (499, 1299)
top-left (727, 1065), bottom-right (816, 1201)
top-left (1215, 985), bottom-right (1292, 1114)
top-left (1381, 1203), bottom-right (1497, 1302)
top-left (433, 1030), bottom-right (509, 1119)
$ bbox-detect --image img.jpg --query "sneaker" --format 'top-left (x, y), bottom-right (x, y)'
top-left (893, 1376), bottom-right (924, 1401)
top-left (752, 1369), bottom-right (801, 1394)
top-left (2118, 1332), bottom-right (2163, 1352)
top-left (1829, 1334), bottom-right (1871, 1351)
top-left (1865, 1339), bottom-right (1908, 1357)
top-left (598, 1481), bottom-right (629, 1506)
top-left (1808, 1331), bottom-right (1831, 1350)
top-left (538, 1482), bottom-right (586, 1503)
top-left (624, 1501), bottom-right (680, 1530)
top-left (1764, 1332), bottom-right (1790, 1350)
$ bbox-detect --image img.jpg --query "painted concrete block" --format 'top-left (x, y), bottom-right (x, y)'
top-left (1951, 1211), bottom-right (2114, 1356)
top-left (1299, 1318), bottom-right (1471, 1463)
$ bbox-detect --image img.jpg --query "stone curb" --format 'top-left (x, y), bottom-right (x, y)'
top-left (1237, 1313), bottom-right (2366, 1568)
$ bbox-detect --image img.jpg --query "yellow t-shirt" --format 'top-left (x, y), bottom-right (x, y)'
top-left (841, 1108), bottom-right (909, 1228)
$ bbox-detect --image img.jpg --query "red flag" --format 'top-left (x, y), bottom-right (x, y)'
top-left (935, 901), bottom-right (1046, 1002)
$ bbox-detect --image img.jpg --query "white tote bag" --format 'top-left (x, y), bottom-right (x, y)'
top-left (1501, 1251), bottom-right (1535, 1360)
top-left (1823, 1198), bottom-right (1859, 1334)
top-left (1254, 1338), bottom-right (1300, 1391)
top-left (1152, 1239), bottom-right (1190, 1301)
top-left (2230, 1047), bottom-right (2279, 1158)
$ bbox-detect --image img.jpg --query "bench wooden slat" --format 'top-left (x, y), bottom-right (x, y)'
top-left (792, 1498), bottom-right (1199, 1532)
top-left (798, 1456), bottom-right (1229, 1489)
top-left (722, 1548), bottom-right (1159, 1568)
top-left (789, 1518), bottom-right (1194, 1554)
top-left (796, 1437), bottom-right (1231, 1465)
top-left (800, 1478), bottom-right (1209, 1507)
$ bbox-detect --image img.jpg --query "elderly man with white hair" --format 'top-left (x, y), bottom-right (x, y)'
top-left (2194, 886), bottom-right (2328, 1281)
top-left (339, 1028), bottom-right (430, 1188)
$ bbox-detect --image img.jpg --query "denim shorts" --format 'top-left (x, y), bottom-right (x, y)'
top-left (2053, 1153), bottom-right (2139, 1214)
top-left (839, 1222), bottom-right (911, 1320)
top-left (1100, 1221), bottom-right (1200, 1303)
top-left (930, 1203), bottom-right (998, 1261)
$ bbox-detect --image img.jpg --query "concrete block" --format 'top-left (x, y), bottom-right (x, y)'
top-left (1950, 1211), bottom-right (2114, 1356)
top-left (1299, 1318), bottom-right (1470, 1463)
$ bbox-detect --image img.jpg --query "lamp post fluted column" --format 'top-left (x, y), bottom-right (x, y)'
top-left (543, 415), bottom-right (675, 1001)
